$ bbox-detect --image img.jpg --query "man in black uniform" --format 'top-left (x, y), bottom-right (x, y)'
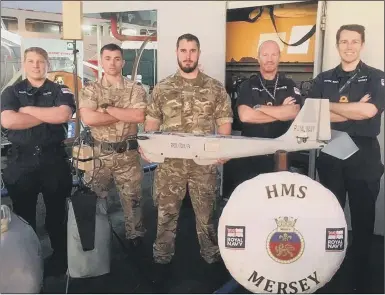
top-left (1, 47), bottom-right (75, 276)
top-left (235, 40), bottom-right (302, 182)
top-left (307, 24), bottom-right (384, 293)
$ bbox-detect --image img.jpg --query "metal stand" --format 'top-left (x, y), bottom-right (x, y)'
top-left (72, 40), bottom-right (81, 138)
top-left (274, 150), bottom-right (289, 172)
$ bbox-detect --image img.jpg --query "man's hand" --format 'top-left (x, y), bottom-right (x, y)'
top-left (283, 96), bottom-right (296, 105)
top-left (138, 146), bottom-right (152, 163)
top-left (360, 94), bottom-right (371, 102)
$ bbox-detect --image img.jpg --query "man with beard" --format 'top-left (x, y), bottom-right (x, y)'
top-left (79, 43), bottom-right (147, 247)
top-left (234, 40), bottom-right (302, 185)
top-left (308, 24), bottom-right (384, 293)
top-left (140, 33), bottom-right (233, 279)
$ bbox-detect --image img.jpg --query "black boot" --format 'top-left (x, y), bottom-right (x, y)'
top-left (151, 261), bottom-right (171, 293)
top-left (128, 236), bottom-right (143, 248)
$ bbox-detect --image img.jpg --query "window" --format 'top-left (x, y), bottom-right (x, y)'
top-left (2, 17), bottom-right (18, 32)
top-left (25, 18), bottom-right (62, 33)
top-left (82, 24), bottom-right (98, 36)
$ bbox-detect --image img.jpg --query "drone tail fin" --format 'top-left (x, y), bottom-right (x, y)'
top-left (278, 98), bottom-right (331, 142)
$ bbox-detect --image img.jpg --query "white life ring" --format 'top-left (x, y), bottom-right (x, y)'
top-left (218, 171), bottom-right (347, 294)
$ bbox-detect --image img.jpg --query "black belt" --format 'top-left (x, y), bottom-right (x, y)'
top-left (94, 139), bottom-right (138, 153)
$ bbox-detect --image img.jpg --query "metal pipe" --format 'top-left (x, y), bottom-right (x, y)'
top-left (96, 25), bottom-right (103, 80)
top-left (72, 40), bottom-right (81, 138)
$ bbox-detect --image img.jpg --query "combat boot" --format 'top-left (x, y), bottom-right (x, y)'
top-left (151, 261), bottom-right (172, 293)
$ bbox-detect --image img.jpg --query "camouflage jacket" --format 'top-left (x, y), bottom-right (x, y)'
top-left (79, 76), bottom-right (147, 142)
top-left (146, 71), bottom-right (233, 134)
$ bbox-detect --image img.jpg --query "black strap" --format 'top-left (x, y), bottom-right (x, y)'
top-left (227, 7), bottom-right (264, 23)
top-left (338, 69), bottom-right (360, 94)
top-left (268, 6), bottom-right (316, 47)
top-left (247, 7), bottom-right (264, 23)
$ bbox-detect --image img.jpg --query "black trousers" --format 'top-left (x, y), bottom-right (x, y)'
top-left (223, 155), bottom-right (275, 198)
top-left (316, 153), bottom-right (381, 287)
top-left (3, 146), bottom-right (72, 255)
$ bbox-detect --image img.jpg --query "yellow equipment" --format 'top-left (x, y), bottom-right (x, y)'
top-left (226, 3), bottom-right (318, 63)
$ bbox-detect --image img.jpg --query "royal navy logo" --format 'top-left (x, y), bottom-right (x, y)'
top-left (325, 228), bottom-right (345, 251)
top-left (225, 225), bottom-right (245, 249)
top-left (266, 217), bottom-right (305, 264)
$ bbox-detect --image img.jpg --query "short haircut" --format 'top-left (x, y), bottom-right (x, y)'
top-left (100, 43), bottom-right (123, 57)
top-left (336, 24), bottom-right (365, 43)
top-left (258, 40), bottom-right (281, 57)
top-left (176, 33), bottom-right (200, 49)
top-left (24, 47), bottom-right (49, 62)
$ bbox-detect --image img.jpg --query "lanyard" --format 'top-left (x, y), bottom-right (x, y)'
top-left (258, 74), bottom-right (279, 100)
top-left (338, 68), bottom-right (360, 94)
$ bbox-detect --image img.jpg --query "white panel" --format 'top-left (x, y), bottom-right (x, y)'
top-left (157, 1), bottom-right (227, 82)
top-left (227, 0), bottom-right (307, 9)
top-left (258, 32), bottom-right (286, 51)
top-left (83, 1), bottom-right (227, 84)
top-left (322, 1), bottom-right (384, 236)
top-left (312, 0), bottom-right (326, 77)
top-left (286, 25), bottom-right (313, 54)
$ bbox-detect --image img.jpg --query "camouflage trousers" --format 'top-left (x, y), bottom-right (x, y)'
top-left (153, 158), bottom-right (220, 264)
top-left (85, 147), bottom-right (145, 239)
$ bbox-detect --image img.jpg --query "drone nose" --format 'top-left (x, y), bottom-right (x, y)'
top-left (137, 136), bottom-right (150, 140)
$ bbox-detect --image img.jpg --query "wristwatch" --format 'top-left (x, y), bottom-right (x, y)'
top-left (253, 104), bottom-right (262, 110)
top-left (100, 103), bottom-right (109, 113)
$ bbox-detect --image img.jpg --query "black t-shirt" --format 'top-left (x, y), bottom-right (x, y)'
top-left (308, 61), bottom-right (384, 138)
top-left (236, 73), bottom-right (302, 138)
top-left (1, 79), bottom-right (76, 146)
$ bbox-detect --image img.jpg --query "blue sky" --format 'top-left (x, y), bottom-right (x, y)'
top-left (1, 1), bottom-right (62, 13)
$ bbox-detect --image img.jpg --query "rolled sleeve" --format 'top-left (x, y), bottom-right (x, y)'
top-left (367, 71), bottom-right (385, 114)
top-left (1, 86), bottom-right (20, 112)
top-left (214, 87), bottom-right (233, 126)
top-left (146, 85), bottom-right (163, 122)
top-left (56, 84), bottom-right (76, 115)
top-left (130, 83), bottom-right (148, 109)
top-left (79, 84), bottom-right (98, 110)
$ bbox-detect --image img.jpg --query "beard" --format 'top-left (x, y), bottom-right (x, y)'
top-left (177, 59), bottom-right (199, 74)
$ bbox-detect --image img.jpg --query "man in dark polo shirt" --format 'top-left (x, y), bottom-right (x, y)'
top-left (235, 40), bottom-right (302, 183)
top-left (308, 24), bottom-right (384, 293)
top-left (1, 47), bottom-right (75, 276)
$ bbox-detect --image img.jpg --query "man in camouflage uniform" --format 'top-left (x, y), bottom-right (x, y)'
top-left (79, 43), bottom-right (147, 246)
top-left (141, 34), bottom-right (233, 268)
